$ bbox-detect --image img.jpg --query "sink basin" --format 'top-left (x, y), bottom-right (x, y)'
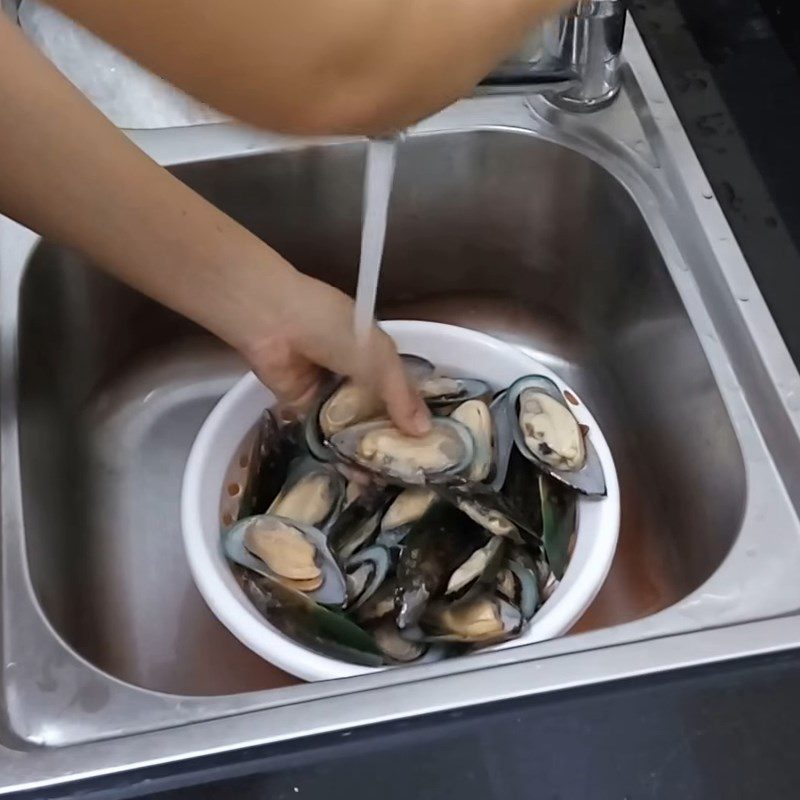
top-left (4, 21), bottom-right (800, 794)
top-left (18, 128), bottom-right (743, 696)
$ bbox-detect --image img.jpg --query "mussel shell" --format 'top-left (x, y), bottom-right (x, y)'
top-left (542, 571), bottom-right (560, 601)
top-left (504, 559), bottom-right (540, 620)
top-left (401, 353), bottom-right (436, 381)
top-left (507, 376), bottom-right (606, 497)
top-left (224, 514), bottom-right (347, 607)
top-left (303, 375), bottom-right (345, 462)
top-left (487, 391), bottom-right (514, 491)
top-left (355, 576), bottom-right (399, 623)
top-left (303, 354), bottom-right (435, 462)
top-left (449, 494), bottom-right (521, 540)
top-left (238, 413), bottom-right (301, 520)
top-left (375, 487), bottom-right (438, 555)
top-left (512, 544), bottom-right (553, 599)
top-left (417, 376), bottom-right (492, 411)
top-left (540, 474), bottom-right (577, 581)
top-left (370, 619), bottom-right (428, 664)
top-left (395, 503), bottom-right (485, 629)
top-left (495, 445), bottom-right (544, 535)
top-left (327, 485), bottom-right (398, 561)
top-left (374, 525), bottom-right (412, 557)
top-left (415, 593), bottom-right (524, 645)
top-left (240, 573), bottom-right (384, 667)
top-left (451, 399), bottom-right (494, 483)
top-left (268, 456), bottom-right (345, 528)
top-left (344, 545), bottom-right (392, 610)
top-left (381, 487), bottom-right (438, 531)
top-left (446, 445), bottom-right (542, 539)
top-left (445, 536), bottom-right (507, 599)
top-left (329, 418), bottom-right (475, 486)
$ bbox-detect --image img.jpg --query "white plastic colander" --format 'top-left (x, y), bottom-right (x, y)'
top-left (182, 321), bottom-right (620, 681)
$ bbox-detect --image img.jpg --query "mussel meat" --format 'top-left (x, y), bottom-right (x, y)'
top-left (451, 399), bottom-right (493, 483)
top-left (224, 514), bottom-right (346, 606)
top-left (417, 376), bottom-right (491, 410)
top-left (507, 376), bottom-right (606, 496)
top-left (371, 619), bottom-right (428, 663)
top-left (445, 536), bottom-right (506, 598)
top-left (419, 593), bottom-right (523, 644)
top-left (305, 354), bottom-right (435, 460)
top-left (452, 495), bottom-right (520, 539)
top-left (268, 457), bottom-right (345, 528)
top-left (381, 487), bottom-right (438, 531)
top-left (223, 356), bottom-right (599, 670)
top-left (330, 418), bottom-right (474, 486)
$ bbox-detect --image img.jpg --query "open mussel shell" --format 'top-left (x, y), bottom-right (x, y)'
top-left (354, 576), bottom-right (398, 624)
top-left (238, 412), bottom-right (301, 520)
top-left (240, 573), bottom-right (384, 667)
top-left (451, 399), bottom-right (494, 483)
top-left (444, 443), bottom-right (542, 541)
top-left (417, 376), bottom-right (492, 411)
top-left (304, 354), bottom-right (435, 461)
top-left (507, 375), bottom-right (606, 497)
top-left (327, 485), bottom-right (397, 561)
top-left (329, 418), bottom-right (474, 487)
top-left (375, 487), bottom-right (437, 554)
top-left (303, 375), bottom-right (350, 462)
top-left (344, 545), bottom-right (392, 610)
top-left (445, 536), bottom-right (506, 599)
top-left (444, 392), bottom-right (538, 539)
top-left (413, 593), bottom-right (524, 645)
top-left (395, 503), bottom-right (485, 629)
top-left (381, 487), bottom-right (438, 531)
top-left (497, 559), bottom-right (540, 620)
top-left (487, 392), bottom-right (514, 491)
top-left (224, 514), bottom-right (347, 607)
top-left (268, 456), bottom-right (345, 528)
top-left (449, 494), bottom-right (521, 540)
top-left (371, 619), bottom-right (429, 664)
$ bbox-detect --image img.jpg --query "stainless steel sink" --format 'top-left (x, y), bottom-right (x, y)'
top-left (5, 21), bottom-right (800, 794)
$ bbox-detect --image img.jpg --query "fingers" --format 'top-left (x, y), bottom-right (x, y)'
top-left (372, 332), bottom-right (431, 437)
top-left (251, 277), bottom-right (430, 436)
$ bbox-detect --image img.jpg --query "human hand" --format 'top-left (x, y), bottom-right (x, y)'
top-left (237, 271), bottom-right (432, 436)
top-left (0, 13), bottom-right (429, 437)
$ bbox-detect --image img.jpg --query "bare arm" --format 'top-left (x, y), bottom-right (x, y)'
top-left (50, 0), bottom-right (570, 134)
top-left (0, 16), bottom-right (429, 429)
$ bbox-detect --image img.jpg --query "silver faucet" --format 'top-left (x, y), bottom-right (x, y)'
top-left (478, 0), bottom-right (627, 111)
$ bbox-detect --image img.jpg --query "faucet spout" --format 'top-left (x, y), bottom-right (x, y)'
top-left (477, 0), bottom-right (627, 111)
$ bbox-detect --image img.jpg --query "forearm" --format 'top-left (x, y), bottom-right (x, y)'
top-left (50, 0), bottom-right (571, 135)
top-left (0, 16), bottom-right (295, 351)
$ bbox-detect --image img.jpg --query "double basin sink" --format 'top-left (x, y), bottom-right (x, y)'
top-left (4, 22), bottom-right (800, 794)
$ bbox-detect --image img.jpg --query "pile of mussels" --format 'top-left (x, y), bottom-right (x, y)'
top-left (223, 355), bottom-right (606, 668)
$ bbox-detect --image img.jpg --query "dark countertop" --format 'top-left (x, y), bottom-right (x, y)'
top-left (634, 0), bottom-right (800, 362)
top-left (24, 649), bottom-right (800, 800)
top-left (25, 4), bottom-right (800, 798)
